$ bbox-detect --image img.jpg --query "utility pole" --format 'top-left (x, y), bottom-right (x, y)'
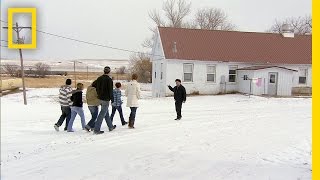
top-left (73, 60), bottom-right (77, 88)
top-left (3, 22), bottom-right (31, 105)
top-left (87, 65), bottom-right (88, 80)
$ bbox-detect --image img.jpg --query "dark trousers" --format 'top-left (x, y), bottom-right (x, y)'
top-left (110, 106), bottom-right (126, 125)
top-left (175, 101), bottom-right (183, 118)
top-left (129, 107), bottom-right (138, 123)
top-left (56, 106), bottom-right (71, 130)
top-left (87, 106), bottom-right (99, 128)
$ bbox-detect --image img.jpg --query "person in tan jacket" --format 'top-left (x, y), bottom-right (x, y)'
top-left (84, 82), bottom-right (101, 131)
top-left (125, 74), bottom-right (141, 128)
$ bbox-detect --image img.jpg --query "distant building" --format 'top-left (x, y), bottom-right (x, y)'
top-left (151, 27), bottom-right (311, 97)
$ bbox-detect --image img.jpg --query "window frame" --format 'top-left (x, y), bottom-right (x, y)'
top-left (228, 65), bottom-right (238, 83)
top-left (298, 68), bottom-right (307, 84)
top-left (183, 63), bottom-right (194, 82)
top-left (206, 65), bottom-right (216, 83)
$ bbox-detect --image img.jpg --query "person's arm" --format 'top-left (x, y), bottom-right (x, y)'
top-left (136, 83), bottom-right (141, 99)
top-left (182, 86), bottom-right (186, 102)
top-left (125, 84), bottom-right (128, 97)
top-left (92, 80), bottom-right (97, 88)
top-left (67, 88), bottom-right (73, 105)
top-left (109, 79), bottom-right (114, 103)
top-left (168, 85), bottom-right (174, 92)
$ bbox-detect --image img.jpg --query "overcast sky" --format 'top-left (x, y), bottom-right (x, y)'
top-left (0, 0), bottom-right (312, 61)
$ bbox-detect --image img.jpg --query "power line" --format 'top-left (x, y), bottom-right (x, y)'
top-left (0, 19), bottom-right (165, 58)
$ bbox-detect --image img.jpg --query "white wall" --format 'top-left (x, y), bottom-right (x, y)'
top-left (238, 68), bottom-right (295, 96)
top-left (164, 60), bottom-right (248, 96)
top-left (237, 71), bottom-right (255, 94)
top-left (151, 31), bottom-right (166, 97)
top-left (281, 64), bottom-right (312, 87)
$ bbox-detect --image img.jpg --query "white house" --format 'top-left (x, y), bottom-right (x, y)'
top-left (151, 27), bottom-right (312, 97)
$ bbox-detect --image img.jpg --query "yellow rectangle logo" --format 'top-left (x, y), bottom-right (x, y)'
top-left (8, 8), bottom-right (37, 49)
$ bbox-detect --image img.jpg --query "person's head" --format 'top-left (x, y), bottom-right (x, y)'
top-left (65, 79), bottom-right (72, 86)
top-left (175, 79), bottom-right (181, 86)
top-left (115, 82), bottom-right (122, 89)
top-left (77, 83), bottom-right (84, 90)
top-left (132, 74), bottom-right (138, 80)
top-left (104, 66), bottom-right (111, 74)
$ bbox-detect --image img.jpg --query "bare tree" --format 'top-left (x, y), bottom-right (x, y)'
top-left (129, 53), bottom-right (152, 83)
top-left (268, 15), bottom-right (312, 35)
top-left (117, 66), bottom-right (126, 74)
top-left (34, 62), bottom-right (51, 78)
top-left (194, 7), bottom-right (236, 30)
top-left (3, 64), bottom-right (19, 77)
top-left (143, 0), bottom-right (192, 48)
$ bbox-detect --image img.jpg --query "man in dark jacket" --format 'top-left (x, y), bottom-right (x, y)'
top-left (92, 66), bottom-right (116, 134)
top-left (168, 79), bottom-right (186, 120)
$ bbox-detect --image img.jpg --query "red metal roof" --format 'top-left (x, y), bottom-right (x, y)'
top-left (158, 27), bottom-right (311, 64)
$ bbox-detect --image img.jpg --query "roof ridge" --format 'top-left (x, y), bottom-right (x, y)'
top-left (158, 26), bottom-right (312, 37)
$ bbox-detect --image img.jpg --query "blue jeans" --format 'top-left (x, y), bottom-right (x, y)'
top-left (68, 106), bottom-right (86, 131)
top-left (110, 106), bottom-right (126, 125)
top-left (129, 107), bottom-right (138, 124)
top-left (94, 100), bottom-right (113, 132)
top-left (87, 106), bottom-right (98, 129)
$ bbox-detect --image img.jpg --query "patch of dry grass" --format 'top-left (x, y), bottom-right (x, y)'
top-left (1, 72), bottom-right (128, 88)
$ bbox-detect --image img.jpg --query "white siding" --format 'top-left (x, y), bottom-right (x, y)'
top-left (164, 60), bottom-right (248, 96)
top-left (237, 71), bottom-right (255, 94)
top-left (238, 67), bottom-right (295, 96)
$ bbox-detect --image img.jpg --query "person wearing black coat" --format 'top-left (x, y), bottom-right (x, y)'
top-left (67, 83), bottom-right (86, 132)
top-left (91, 66), bottom-right (116, 134)
top-left (168, 79), bottom-right (186, 120)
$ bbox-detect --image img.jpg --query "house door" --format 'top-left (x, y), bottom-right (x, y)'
top-left (268, 72), bottom-right (278, 96)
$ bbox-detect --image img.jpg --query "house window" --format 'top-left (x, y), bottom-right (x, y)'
top-left (269, 74), bottom-right (276, 83)
top-left (299, 68), bottom-right (307, 84)
top-left (207, 65), bottom-right (216, 82)
top-left (183, 63), bottom-right (193, 82)
top-left (228, 65), bottom-right (238, 82)
top-left (155, 72), bottom-right (157, 79)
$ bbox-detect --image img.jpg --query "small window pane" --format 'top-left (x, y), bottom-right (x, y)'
top-left (299, 69), bottom-right (307, 76)
top-left (184, 64), bottom-right (193, 72)
top-left (207, 66), bottom-right (215, 73)
top-left (299, 77), bottom-right (306, 84)
top-left (207, 74), bottom-right (215, 82)
top-left (270, 74), bottom-right (276, 83)
top-left (184, 73), bottom-right (193, 82)
top-left (229, 70), bottom-right (236, 74)
top-left (229, 75), bottom-right (236, 82)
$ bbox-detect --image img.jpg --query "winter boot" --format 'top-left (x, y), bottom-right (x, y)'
top-left (128, 119), bottom-right (135, 129)
top-left (93, 130), bottom-right (104, 135)
top-left (84, 125), bottom-right (91, 132)
top-left (109, 125), bottom-right (117, 132)
top-left (54, 124), bottom-right (59, 131)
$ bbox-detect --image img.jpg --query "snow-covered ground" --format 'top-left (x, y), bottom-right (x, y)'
top-left (1, 87), bottom-right (311, 180)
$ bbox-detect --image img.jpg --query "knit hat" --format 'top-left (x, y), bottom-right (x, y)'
top-left (104, 66), bottom-right (111, 74)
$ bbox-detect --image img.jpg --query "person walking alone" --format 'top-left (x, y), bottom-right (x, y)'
top-left (168, 79), bottom-right (186, 120)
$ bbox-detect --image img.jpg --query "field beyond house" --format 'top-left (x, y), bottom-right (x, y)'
top-left (1, 72), bottom-right (129, 88)
top-left (0, 87), bottom-right (311, 180)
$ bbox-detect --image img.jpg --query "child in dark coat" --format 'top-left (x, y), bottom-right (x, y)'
top-left (67, 83), bottom-right (86, 132)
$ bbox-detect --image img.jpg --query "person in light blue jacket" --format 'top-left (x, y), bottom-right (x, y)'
top-left (110, 82), bottom-right (128, 126)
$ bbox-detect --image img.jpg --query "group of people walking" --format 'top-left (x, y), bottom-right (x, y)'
top-left (54, 66), bottom-right (141, 135)
top-left (53, 66), bottom-right (187, 135)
